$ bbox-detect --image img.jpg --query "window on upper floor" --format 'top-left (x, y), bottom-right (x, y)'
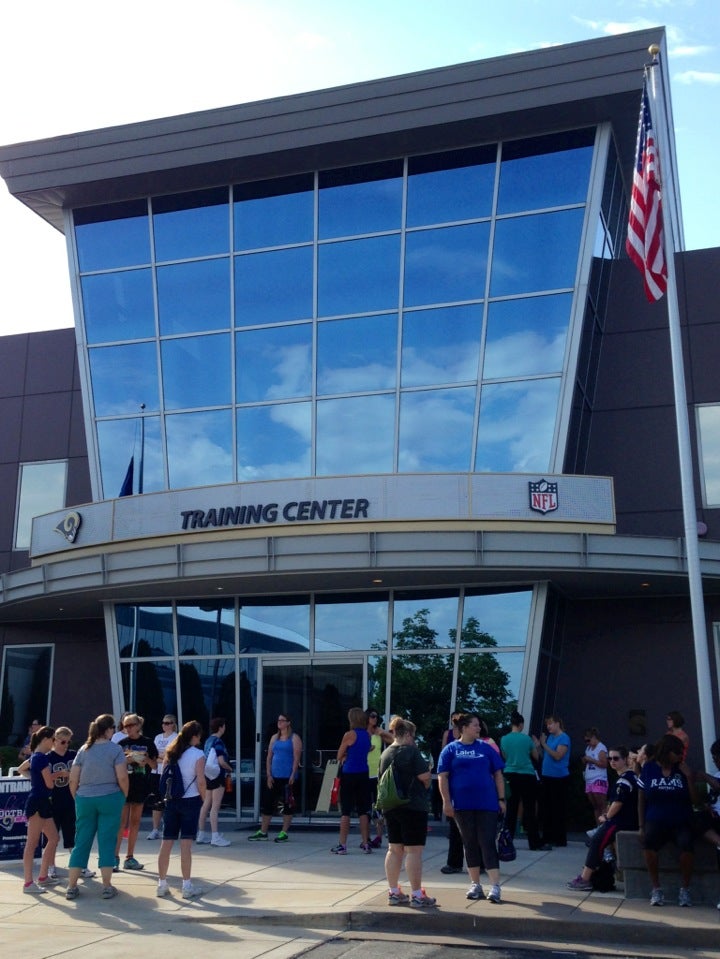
top-left (697, 405), bottom-right (720, 507)
top-left (14, 461), bottom-right (68, 551)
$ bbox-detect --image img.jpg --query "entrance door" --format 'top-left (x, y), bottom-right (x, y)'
top-left (259, 661), bottom-right (364, 818)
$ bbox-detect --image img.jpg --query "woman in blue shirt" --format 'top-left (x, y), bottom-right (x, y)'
top-left (22, 725), bottom-right (60, 894)
top-left (533, 714), bottom-right (571, 847)
top-left (331, 706), bottom-right (372, 854)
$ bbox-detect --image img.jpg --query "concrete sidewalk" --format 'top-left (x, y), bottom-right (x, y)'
top-left (2, 823), bottom-right (719, 959)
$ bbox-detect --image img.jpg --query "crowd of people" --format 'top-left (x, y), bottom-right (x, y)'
top-left (16, 703), bottom-right (720, 910)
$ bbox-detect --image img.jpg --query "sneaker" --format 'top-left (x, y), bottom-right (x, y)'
top-left (210, 835), bottom-right (231, 847)
top-left (37, 875), bottom-right (60, 887)
top-left (156, 883), bottom-right (170, 898)
top-left (124, 856), bottom-right (144, 870)
top-left (101, 885), bottom-right (118, 899)
top-left (274, 831), bottom-right (289, 843)
top-left (410, 891), bottom-right (437, 908)
top-left (359, 842), bottom-right (373, 854)
top-left (330, 843), bottom-right (347, 855)
top-left (65, 886), bottom-right (80, 900)
top-left (182, 883), bottom-right (204, 900)
top-left (678, 886), bottom-right (692, 907)
top-left (23, 881), bottom-right (47, 895)
top-left (487, 884), bottom-right (502, 904)
top-left (81, 867), bottom-right (97, 879)
top-left (369, 836), bottom-right (382, 849)
top-left (388, 889), bottom-right (410, 905)
top-left (196, 831), bottom-right (211, 844)
top-left (47, 866), bottom-right (57, 880)
top-left (650, 887), bottom-right (665, 907)
top-left (440, 865), bottom-right (463, 874)
top-left (466, 882), bottom-right (485, 900)
top-left (147, 829), bottom-right (161, 840)
top-left (247, 830), bottom-right (268, 841)
top-left (566, 875), bottom-right (593, 891)
top-left (112, 856), bottom-right (120, 872)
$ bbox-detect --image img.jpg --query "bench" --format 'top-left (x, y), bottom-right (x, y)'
top-left (616, 830), bottom-right (720, 902)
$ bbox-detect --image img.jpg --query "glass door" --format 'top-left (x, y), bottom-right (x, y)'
top-left (259, 660), bottom-right (364, 819)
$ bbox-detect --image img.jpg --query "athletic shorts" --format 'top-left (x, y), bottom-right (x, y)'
top-left (642, 819), bottom-right (694, 853)
top-left (162, 796), bottom-right (202, 840)
top-left (339, 771), bottom-right (371, 817)
top-left (384, 808), bottom-right (428, 847)
top-left (205, 773), bottom-right (225, 790)
top-left (25, 795), bottom-right (53, 820)
top-left (585, 780), bottom-right (608, 795)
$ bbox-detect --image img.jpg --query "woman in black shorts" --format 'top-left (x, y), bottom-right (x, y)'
top-left (22, 725), bottom-right (60, 894)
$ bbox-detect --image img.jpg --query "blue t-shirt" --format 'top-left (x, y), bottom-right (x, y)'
top-left (639, 761), bottom-right (693, 824)
top-left (437, 738), bottom-right (505, 811)
top-left (541, 732), bottom-right (571, 778)
top-left (29, 751), bottom-right (53, 800)
top-left (343, 728), bottom-right (370, 774)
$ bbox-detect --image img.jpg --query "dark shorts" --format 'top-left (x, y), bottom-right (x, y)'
top-left (692, 809), bottom-right (720, 837)
top-left (384, 808), bottom-right (428, 847)
top-left (126, 774), bottom-right (152, 805)
top-left (339, 771), bottom-right (371, 817)
top-left (642, 819), bottom-right (694, 853)
top-left (25, 795), bottom-right (53, 820)
top-left (162, 796), bottom-right (203, 840)
top-left (52, 801), bottom-right (77, 847)
top-left (205, 773), bottom-right (225, 791)
top-left (261, 777), bottom-right (296, 816)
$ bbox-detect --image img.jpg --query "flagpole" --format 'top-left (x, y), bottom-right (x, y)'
top-left (646, 46), bottom-right (716, 763)
top-left (138, 403), bottom-right (145, 495)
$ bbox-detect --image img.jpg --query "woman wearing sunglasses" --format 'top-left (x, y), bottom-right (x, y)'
top-left (147, 715), bottom-right (179, 840)
top-left (47, 727), bottom-right (96, 881)
top-left (366, 709), bottom-right (393, 849)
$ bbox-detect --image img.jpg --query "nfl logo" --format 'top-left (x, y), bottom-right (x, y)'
top-left (529, 479), bottom-right (558, 514)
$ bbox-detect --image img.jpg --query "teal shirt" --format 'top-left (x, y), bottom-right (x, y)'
top-left (500, 731), bottom-right (536, 775)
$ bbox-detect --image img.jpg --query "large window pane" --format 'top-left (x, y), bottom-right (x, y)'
top-left (317, 314), bottom-right (397, 395)
top-left (236, 325), bottom-right (312, 402)
top-left (698, 405), bottom-right (720, 507)
top-left (117, 604), bottom-right (175, 657)
top-left (89, 343), bottom-right (159, 415)
top-left (316, 395), bottom-right (394, 475)
top-left (161, 334), bottom-right (231, 409)
top-left (318, 235), bottom-right (400, 316)
top-left (240, 600), bottom-right (310, 653)
top-left (401, 305), bottom-right (482, 387)
top-left (315, 594), bottom-right (389, 652)
top-left (407, 146), bottom-right (496, 227)
top-left (399, 387), bottom-right (475, 472)
top-left (475, 378), bottom-right (560, 472)
top-left (497, 133), bottom-right (594, 214)
top-left (404, 223), bottom-right (490, 308)
top-left (389, 652), bottom-right (453, 750)
top-left (235, 247), bottom-right (313, 326)
top-left (177, 603), bottom-right (235, 655)
top-left (157, 259), bottom-right (230, 335)
top-left (0, 646), bottom-right (53, 748)
top-left (392, 593), bottom-right (459, 650)
top-left (483, 294), bottom-right (572, 378)
top-left (462, 589), bottom-right (532, 648)
top-left (97, 416), bottom-right (164, 497)
top-left (153, 188), bottom-right (229, 261)
top-left (490, 209), bottom-right (585, 297)
top-left (166, 410), bottom-right (233, 488)
top-left (234, 175), bottom-right (314, 249)
top-left (120, 660), bottom-right (178, 732)
top-left (457, 650), bottom-right (523, 733)
top-left (178, 658), bottom-right (236, 753)
top-left (237, 403), bottom-right (311, 480)
top-left (15, 462), bottom-right (67, 550)
top-left (75, 201), bottom-right (150, 272)
top-left (81, 269), bottom-right (155, 343)
top-left (319, 162), bottom-right (403, 239)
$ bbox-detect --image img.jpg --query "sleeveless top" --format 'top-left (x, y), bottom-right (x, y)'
top-left (271, 735), bottom-right (295, 778)
top-left (343, 728), bottom-right (370, 774)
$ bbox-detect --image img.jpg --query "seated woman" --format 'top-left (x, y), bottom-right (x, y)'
top-left (566, 744), bottom-right (638, 890)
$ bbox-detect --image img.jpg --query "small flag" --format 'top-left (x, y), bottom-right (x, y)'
top-left (119, 456), bottom-right (134, 497)
top-left (626, 80), bottom-right (667, 302)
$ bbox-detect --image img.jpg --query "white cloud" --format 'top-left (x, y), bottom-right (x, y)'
top-left (671, 44), bottom-right (714, 57)
top-left (674, 69), bottom-right (720, 84)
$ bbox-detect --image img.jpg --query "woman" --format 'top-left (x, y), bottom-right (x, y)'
top-left (331, 706), bottom-right (372, 854)
top-left (582, 727), bottom-right (608, 826)
top-left (567, 744), bottom-right (639, 890)
top-left (196, 717), bottom-right (233, 846)
top-left (439, 711), bottom-right (465, 874)
top-left (500, 711), bottom-right (544, 851)
top-left (114, 713), bottom-right (158, 870)
top-left (639, 733), bottom-right (697, 907)
top-left (438, 712), bottom-right (506, 904)
top-left (380, 716), bottom-right (437, 907)
top-left (366, 709), bottom-right (393, 849)
top-left (22, 725), bottom-right (59, 894)
top-left (47, 727), bottom-right (96, 881)
top-left (148, 714), bottom-right (179, 840)
top-left (248, 713), bottom-right (303, 843)
top-left (66, 714), bottom-right (128, 900)
top-left (666, 711), bottom-right (690, 761)
top-left (156, 720), bottom-right (206, 900)
top-left (533, 714), bottom-right (571, 847)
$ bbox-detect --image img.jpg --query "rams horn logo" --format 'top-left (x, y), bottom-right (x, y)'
top-left (54, 511), bottom-right (82, 544)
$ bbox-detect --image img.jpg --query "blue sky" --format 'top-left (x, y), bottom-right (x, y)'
top-left (1, 0), bottom-right (718, 333)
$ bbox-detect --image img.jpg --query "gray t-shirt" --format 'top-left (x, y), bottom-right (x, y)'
top-left (72, 739), bottom-right (126, 797)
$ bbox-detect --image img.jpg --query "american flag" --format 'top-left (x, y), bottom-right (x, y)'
top-left (626, 80), bottom-right (667, 302)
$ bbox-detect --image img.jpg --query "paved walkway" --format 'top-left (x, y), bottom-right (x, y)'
top-left (2, 824), bottom-right (719, 959)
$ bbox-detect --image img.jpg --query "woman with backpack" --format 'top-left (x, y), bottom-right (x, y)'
top-left (156, 720), bottom-right (207, 900)
top-left (196, 717), bottom-right (233, 846)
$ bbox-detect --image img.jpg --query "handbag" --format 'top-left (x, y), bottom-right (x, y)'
top-left (284, 782), bottom-right (296, 811)
top-left (496, 815), bottom-right (517, 862)
top-left (329, 776), bottom-right (341, 807)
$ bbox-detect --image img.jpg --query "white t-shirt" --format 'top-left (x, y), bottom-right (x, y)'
top-left (178, 746), bottom-right (204, 798)
top-left (584, 742), bottom-right (608, 784)
top-left (154, 730), bottom-right (179, 773)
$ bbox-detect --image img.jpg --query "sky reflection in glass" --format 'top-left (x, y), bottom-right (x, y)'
top-left (237, 403), bottom-right (311, 481)
top-left (317, 314), bottom-right (397, 394)
top-left (483, 294), bottom-right (571, 378)
top-left (236, 325), bottom-right (312, 402)
top-left (166, 409), bottom-right (233, 489)
top-left (407, 151), bottom-right (495, 226)
top-left (153, 190), bottom-right (229, 261)
top-left (490, 209), bottom-right (584, 297)
top-left (475, 378), bottom-right (560, 472)
top-left (90, 343), bottom-right (159, 415)
top-left (157, 259), bottom-right (230, 335)
top-left (315, 596), bottom-right (389, 652)
top-left (235, 247), bottom-right (313, 326)
top-left (97, 415), bottom-right (163, 498)
top-left (497, 142), bottom-right (593, 213)
top-left (399, 387), bottom-right (475, 472)
top-left (404, 223), bottom-right (490, 307)
top-left (234, 177), bottom-right (313, 249)
top-left (319, 166), bottom-right (402, 238)
top-left (462, 589), bottom-right (532, 647)
top-left (401, 304), bottom-right (482, 386)
top-left (75, 201), bottom-right (150, 272)
top-left (81, 270), bottom-right (155, 343)
top-left (161, 334), bottom-right (231, 409)
top-left (316, 394), bottom-right (394, 475)
top-left (319, 236), bottom-right (400, 316)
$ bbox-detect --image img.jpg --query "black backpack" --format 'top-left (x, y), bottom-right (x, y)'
top-left (591, 859), bottom-right (616, 892)
top-left (158, 760), bottom-right (186, 805)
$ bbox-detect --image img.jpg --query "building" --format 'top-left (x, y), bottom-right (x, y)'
top-left (1, 27), bottom-right (719, 817)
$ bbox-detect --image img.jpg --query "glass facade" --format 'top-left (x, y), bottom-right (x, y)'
top-left (73, 130), bottom-right (597, 497)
